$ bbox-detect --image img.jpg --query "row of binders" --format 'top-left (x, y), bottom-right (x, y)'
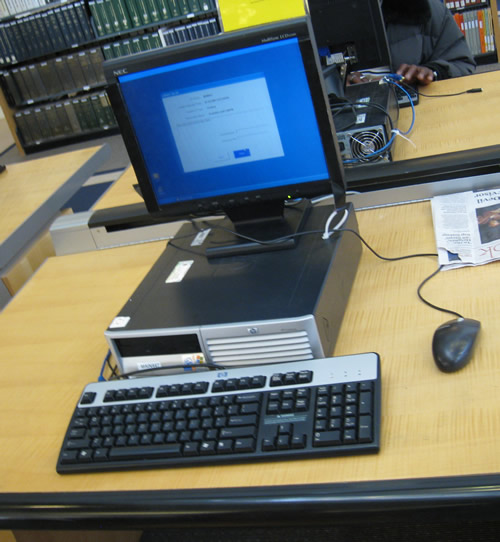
top-left (3, 48), bottom-right (106, 106)
top-left (102, 29), bottom-right (161, 58)
top-left (159, 16), bottom-right (219, 46)
top-left (102, 17), bottom-right (219, 58)
top-left (0, 1), bottom-right (95, 65)
top-left (453, 7), bottom-right (496, 55)
top-left (0, 0), bottom-right (48, 18)
top-left (88, 0), bottom-right (215, 37)
top-left (444, 0), bottom-right (486, 8)
top-left (14, 90), bottom-right (117, 148)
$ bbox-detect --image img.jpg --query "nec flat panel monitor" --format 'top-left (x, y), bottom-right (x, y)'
top-left (308, 0), bottom-right (391, 71)
top-left (104, 17), bottom-right (346, 257)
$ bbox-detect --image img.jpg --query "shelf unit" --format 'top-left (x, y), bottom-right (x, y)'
top-left (446, 0), bottom-right (500, 63)
top-left (0, 0), bottom-right (220, 154)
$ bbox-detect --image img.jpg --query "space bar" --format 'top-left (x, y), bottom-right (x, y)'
top-left (109, 444), bottom-right (182, 461)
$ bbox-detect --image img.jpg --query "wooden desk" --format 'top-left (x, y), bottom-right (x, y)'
top-left (0, 145), bottom-right (110, 304)
top-left (0, 200), bottom-right (499, 528)
top-left (393, 70), bottom-right (500, 161)
top-left (93, 165), bottom-right (141, 210)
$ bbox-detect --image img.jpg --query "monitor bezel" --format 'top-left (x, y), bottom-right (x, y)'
top-left (104, 17), bottom-right (346, 221)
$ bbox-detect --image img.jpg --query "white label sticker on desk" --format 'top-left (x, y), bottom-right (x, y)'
top-left (166, 260), bottom-right (194, 283)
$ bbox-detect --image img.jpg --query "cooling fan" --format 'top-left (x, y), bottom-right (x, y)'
top-left (349, 129), bottom-right (387, 161)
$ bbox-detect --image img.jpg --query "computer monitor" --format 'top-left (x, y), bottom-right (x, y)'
top-left (307, 0), bottom-right (391, 72)
top-left (104, 17), bottom-right (346, 257)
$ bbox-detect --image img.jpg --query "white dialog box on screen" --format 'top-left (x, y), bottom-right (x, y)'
top-left (162, 76), bottom-right (284, 173)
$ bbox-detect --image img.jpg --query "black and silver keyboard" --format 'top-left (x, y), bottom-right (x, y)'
top-left (57, 353), bottom-right (381, 474)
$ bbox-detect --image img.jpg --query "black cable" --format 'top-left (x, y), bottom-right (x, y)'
top-left (416, 264), bottom-right (464, 319)
top-left (336, 227), bottom-right (438, 261)
top-left (200, 220), bottom-right (324, 246)
top-left (106, 355), bottom-right (119, 379)
top-left (417, 88), bottom-right (482, 98)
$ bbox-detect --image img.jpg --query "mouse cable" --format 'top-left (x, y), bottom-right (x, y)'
top-left (333, 228), bottom-right (465, 319)
top-left (416, 264), bottom-right (464, 319)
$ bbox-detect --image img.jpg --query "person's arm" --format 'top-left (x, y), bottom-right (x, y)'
top-left (420, 1), bottom-right (476, 80)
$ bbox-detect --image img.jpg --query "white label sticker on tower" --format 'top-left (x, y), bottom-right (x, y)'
top-left (165, 260), bottom-right (194, 283)
top-left (109, 316), bottom-right (131, 329)
top-left (191, 228), bottom-right (211, 247)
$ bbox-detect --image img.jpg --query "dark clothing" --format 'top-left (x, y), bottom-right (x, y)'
top-left (382, 0), bottom-right (476, 79)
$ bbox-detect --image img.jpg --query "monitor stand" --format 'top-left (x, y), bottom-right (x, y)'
top-left (203, 199), bottom-right (312, 259)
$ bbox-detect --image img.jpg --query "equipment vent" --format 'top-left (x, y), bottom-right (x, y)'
top-left (206, 331), bottom-right (314, 365)
top-left (350, 129), bottom-right (386, 161)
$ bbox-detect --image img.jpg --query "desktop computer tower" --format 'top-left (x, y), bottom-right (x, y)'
top-left (335, 81), bottom-right (397, 164)
top-left (105, 203), bottom-right (362, 376)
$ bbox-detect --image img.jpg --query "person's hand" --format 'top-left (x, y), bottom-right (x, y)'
top-left (346, 72), bottom-right (382, 85)
top-left (396, 64), bottom-right (435, 85)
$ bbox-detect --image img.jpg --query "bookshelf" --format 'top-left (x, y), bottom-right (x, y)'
top-left (446, 0), bottom-right (500, 62)
top-left (0, 0), bottom-right (220, 154)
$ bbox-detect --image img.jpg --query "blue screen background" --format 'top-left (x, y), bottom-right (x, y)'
top-left (119, 38), bottom-right (329, 205)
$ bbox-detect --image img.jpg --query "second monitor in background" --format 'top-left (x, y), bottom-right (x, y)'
top-left (308, 0), bottom-right (392, 94)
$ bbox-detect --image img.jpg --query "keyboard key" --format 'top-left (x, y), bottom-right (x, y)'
top-left (228, 414), bottom-right (257, 426)
top-left (109, 444), bottom-right (182, 460)
top-left (94, 448), bottom-right (109, 461)
top-left (313, 431), bottom-right (341, 447)
top-left (199, 441), bottom-right (216, 455)
top-left (183, 442), bottom-right (199, 456)
top-left (219, 426), bottom-right (257, 439)
top-left (216, 440), bottom-right (233, 453)
top-left (80, 392), bottom-right (96, 405)
top-left (234, 438), bottom-right (255, 453)
top-left (358, 415), bottom-right (373, 442)
top-left (291, 434), bottom-right (306, 449)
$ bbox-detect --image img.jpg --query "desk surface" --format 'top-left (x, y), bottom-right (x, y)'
top-left (392, 70), bottom-right (500, 161)
top-left (0, 145), bottom-right (109, 272)
top-left (93, 165), bottom-right (142, 211)
top-left (0, 200), bottom-right (499, 526)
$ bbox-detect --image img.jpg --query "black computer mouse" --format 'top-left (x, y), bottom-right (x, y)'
top-left (432, 318), bottom-right (481, 373)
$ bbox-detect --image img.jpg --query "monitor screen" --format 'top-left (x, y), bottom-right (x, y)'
top-left (104, 17), bottom-right (345, 256)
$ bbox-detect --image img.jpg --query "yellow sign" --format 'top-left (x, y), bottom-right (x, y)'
top-left (218, 0), bottom-right (306, 32)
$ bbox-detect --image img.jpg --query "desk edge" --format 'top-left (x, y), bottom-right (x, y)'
top-left (1, 473), bottom-right (500, 528)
